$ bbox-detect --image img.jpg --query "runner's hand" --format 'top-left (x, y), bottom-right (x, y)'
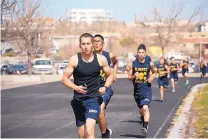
top-left (134, 72), bottom-right (139, 78)
top-left (113, 74), bottom-right (117, 82)
top-left (148, 77), bottom-right (154, 83)
top-left (74, 85), bottom-right (87, 94)
top-left (99, 87), bottom-right (106, 95)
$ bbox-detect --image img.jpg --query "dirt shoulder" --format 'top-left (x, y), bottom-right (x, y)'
top-left (184, 85), bottom-right (208, 138)
top-left (167, 83), bottom-right (208, 138)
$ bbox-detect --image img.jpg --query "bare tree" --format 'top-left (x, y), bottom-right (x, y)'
top-left (1, 0), bottom-right (17, 41)
top-left (1, 0), bottom-right (17, 18)
top-left (9, 0), bottom-right (45, 75)
top-left (138, 4), bottom-right (201, 56)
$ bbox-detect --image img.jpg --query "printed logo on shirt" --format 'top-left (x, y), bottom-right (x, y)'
top-left (134, 67), bottom-right (148, 83)
top-left (100, 69), bottom-right (106, 81)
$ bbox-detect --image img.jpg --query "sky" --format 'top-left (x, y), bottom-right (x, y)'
top-left (41, 0), bottom-right (208, 22)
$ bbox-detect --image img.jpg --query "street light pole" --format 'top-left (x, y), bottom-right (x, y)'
top-left (200, 40), bottom-right (202, 60)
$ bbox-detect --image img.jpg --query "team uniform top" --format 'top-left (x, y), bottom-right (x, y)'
top-left (157, 64), bottom-right (168, 78)
top-left (73, 52), bottom-right (101, 99)
top-left (132, 57), bottom-right (151, 93)
top-left (169, 63), bottom-right (178, 73)
top-left (100, 51), bottom-right (111, 86)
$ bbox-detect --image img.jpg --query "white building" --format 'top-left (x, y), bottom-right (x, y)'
top-left (201, 21), bottom-right (208, 32)
top-left (67, 9), bottom-right (113, 24)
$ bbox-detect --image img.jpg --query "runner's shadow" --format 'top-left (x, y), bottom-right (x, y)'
top-left (120, 134), bottom-right (144, 138)
top-left (121, 120), bottom-right (142, 125)
top-left (165, 90), bottom-right (173, 92)
top-left (152, 99), bottom-right (162, 102)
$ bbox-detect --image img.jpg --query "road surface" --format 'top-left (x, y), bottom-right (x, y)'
top-left (1, 77), bottom-right (207, 138)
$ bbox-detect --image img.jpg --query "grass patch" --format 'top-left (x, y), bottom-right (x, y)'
top-left (193, 85), bottom-right (208, 138)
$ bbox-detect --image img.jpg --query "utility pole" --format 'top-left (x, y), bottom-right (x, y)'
top-left (199, 11), bottom-right (203, 61)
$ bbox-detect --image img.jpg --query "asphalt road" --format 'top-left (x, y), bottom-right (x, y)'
top-left (1, 77), bottom-right (207, 138)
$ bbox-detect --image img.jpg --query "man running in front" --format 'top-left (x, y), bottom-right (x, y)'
top-left (62, 33), bottom-right (114, 138)
top-left (127, 44), bottom-right (156, 138)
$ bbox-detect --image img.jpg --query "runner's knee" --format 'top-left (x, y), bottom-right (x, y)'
top-left (142, 105), bottom-right (149, 112)
top-left (85, 127), bottom-right (94, 138)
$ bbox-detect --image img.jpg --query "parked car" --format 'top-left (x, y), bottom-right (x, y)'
top-left (56, 64), bottom-right (67, 75)
top-left (1, 64), bottom-right (14, 75)
top-left (12, 64), bottom-right (28, 74)
top-left (32, 58), bottom-right (53, 75)
top-left (117, 66), bottom-right (127, 74)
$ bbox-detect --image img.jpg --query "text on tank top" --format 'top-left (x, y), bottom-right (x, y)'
top-left (100, 51), bottom-right (111, 86)
top-left (157, 64), bottom-right (168, 78)
top-left (182, 60), bottom-right (189, 69)
top-left (170, 63), bottom-right (177, 72)
top-left (132, 59), bottom-right (151, 85)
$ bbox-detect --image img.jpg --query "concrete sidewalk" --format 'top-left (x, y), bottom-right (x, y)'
top-left (1, 73), bottom-right (203, 90)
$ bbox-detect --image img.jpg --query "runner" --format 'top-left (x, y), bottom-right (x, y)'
top-left (200, 57), bottom-right (207, 82)
top-left (127, 44), bottom-right (156, 138)
top-left (156, 57), bottom-right (170, 102)
top-left (169, 57), bottom-right (179, 92)
top-left (62, 33), bottom-right (114, 138)
top-left (126, 55), bottom-right (151, 72)
top-left (181, 57), bottom-right (189, 86)
top-left (93, 34), bottom-right (118, 138)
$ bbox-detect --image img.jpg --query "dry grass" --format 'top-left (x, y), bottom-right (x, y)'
top-left (192, 85), bottom-right (208, 138)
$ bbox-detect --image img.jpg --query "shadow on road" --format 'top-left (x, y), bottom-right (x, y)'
top-left (121, 120), bottom-right (142, 124)
top-left (120, 134), bottom-right (144, 138)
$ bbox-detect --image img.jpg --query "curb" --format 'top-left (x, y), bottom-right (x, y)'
top-left (167, 83), bottom-right (208, 138)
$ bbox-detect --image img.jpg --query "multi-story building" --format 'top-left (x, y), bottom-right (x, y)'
top-left (67, 9), bottom-right (113, 24)
top-left (195, 21), bottom-right (208, 32)
top-left (201, 21), bottom-right (208, 32)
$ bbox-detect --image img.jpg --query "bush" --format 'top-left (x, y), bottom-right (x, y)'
top-left (3, 51), bottom-right (17, 57)
top-left (120, 37), bottom-right (136, 47)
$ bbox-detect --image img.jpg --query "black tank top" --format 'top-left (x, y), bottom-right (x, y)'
top-left (73, 52), bottom-right (101, 99)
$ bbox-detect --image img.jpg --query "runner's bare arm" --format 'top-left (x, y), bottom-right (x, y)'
top-left (148, 62), bottom-right (157, 83)
top-left (205, 60), bottom-right (207, 66)
top-left (126, 57), bottom-right (136, 71)
top-left (110, 53), bottom-right (118, 81)
top-left (62, 55), bottom-right (78, 90)
top-left (98, 55), bottom-right (114, 88)
top-left (127, 62), bottom-right (136, 80)
top-left (165, 65), bottom-right (170, 74)
top-left (126, 62), bottom-right (131, 72)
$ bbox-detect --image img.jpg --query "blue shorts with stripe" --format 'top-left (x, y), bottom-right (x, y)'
top-left (200, 68), bottom-right (207, 76)
top-left (133, 83), bottom-right (152, 108)
top-left (182, 69), bottom-right (189, 76)
top-left (102, 86), bottom-right (114, 109)
top-left (158, 77), bottom-right (169, 88)
top-left (71, 97), bottom-right (103, 127)
top-left (170, 72), bottom-right (178, 81)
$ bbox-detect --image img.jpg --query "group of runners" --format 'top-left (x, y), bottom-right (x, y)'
top-left (62, 33), bottom-right (207, 138)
